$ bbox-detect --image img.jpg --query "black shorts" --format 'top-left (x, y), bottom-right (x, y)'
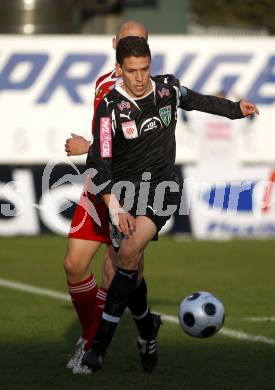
top-left (108, 186), bottom-right (180, 249)
top-left (123, 182), bottom-right (181, 233)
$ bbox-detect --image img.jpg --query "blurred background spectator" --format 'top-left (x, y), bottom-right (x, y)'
top-left (1, 0), bottom-right (274, 36)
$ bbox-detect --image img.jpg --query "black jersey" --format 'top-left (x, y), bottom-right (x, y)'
top-left (87, 76), bottom-right (244, 196)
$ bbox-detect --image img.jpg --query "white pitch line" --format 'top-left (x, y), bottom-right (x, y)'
top-left (241, 316), bottom-right (275, 322)
top-left (219, 328), bottom-right (275, 346)
top-left (1, 278), bottom-right (275, 348)
top-left (0, 278), bottom-right (70, 301)
top-left (160, 313), bottom-right (275, 347)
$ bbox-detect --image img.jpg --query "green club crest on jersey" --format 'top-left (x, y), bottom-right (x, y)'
top-left (159, 105), bottom-right (171, 126)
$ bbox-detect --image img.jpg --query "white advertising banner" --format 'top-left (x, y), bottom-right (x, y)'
top-left (183, 109), bottom-right (275, 239)
top-left (0, 35), bottom-right (275, 164)
top-left (184, 163), bottom-right (275, 239)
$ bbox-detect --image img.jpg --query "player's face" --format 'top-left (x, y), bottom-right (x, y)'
top-left (119, 56), bottom-right (151, 98)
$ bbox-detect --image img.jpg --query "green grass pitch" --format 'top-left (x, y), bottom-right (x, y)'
top-left (0, 236), bottom-right (275, 390)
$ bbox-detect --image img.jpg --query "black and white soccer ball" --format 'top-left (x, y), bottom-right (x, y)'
top-left (178, 291), bottom-right (225, 338)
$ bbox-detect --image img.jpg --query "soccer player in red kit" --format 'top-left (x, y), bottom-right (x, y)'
top-left (64, 21), bottom-right (159, 375)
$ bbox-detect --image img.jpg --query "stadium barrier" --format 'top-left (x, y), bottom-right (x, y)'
top-left (1, 35), bottom-right (275, 238)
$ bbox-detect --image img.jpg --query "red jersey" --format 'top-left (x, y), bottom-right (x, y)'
top-left (91, 69), bottom-right (117, 133)
top-left (69, 69), bottom-right (117, 242)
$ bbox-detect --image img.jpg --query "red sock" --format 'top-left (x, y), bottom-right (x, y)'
top-left (84, 287), bottom-right (107, 350)
top-left (68, 274), bottom-right (97, 340)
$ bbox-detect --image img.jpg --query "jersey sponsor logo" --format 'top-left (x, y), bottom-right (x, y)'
top-left (158, 88), bottom-right (170, 98)
top-left (121, 120), bottom-right (138, 139)
top-left (140, 117), bottom-right (162, 133)
top-left (100, 117), bottom-right (112, 157)
top-left (117, 101), bottom-right (131, 111)
top-left (159, 105), bottom-right (172, 126)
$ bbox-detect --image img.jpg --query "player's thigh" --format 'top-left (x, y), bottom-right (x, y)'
top-left (127, 215), bottom-right (157, 252)
top-left (118, 216), bottom-right (157, 268)
top-left (64, 237), bottom-right (101, 270)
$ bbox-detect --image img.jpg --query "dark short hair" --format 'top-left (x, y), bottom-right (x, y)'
top-left (116, 36), bottom-right (151, 66)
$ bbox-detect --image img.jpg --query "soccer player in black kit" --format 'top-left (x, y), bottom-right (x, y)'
top-left (83, 36), bottom-right (259, 373)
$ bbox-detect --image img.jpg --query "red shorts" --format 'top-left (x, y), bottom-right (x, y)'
top-left (68, 191), bottom-right (111, 244)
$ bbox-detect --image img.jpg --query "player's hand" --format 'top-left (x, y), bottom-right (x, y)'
top-left (112, 210), bottom-right (136, 237)
top-left (65, 133), bottom-right (90, 156)
top-left (240, 100), bottom-right (259, 117)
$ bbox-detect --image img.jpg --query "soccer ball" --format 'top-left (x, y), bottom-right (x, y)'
top-left (178, 291), bottom-right (225, 338)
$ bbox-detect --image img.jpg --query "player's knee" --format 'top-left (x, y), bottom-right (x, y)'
top-left (64, 254), bottom-right (75, 276)
top-left (64, 254), bottom-right (85, 278)
top-left (118, 245), bottom-right (140, 269)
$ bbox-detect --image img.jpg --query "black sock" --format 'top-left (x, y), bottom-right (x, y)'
top-left (128, 278), bottom-right (155, 340)
top-left (93, 267), bottom-right (138, 349)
